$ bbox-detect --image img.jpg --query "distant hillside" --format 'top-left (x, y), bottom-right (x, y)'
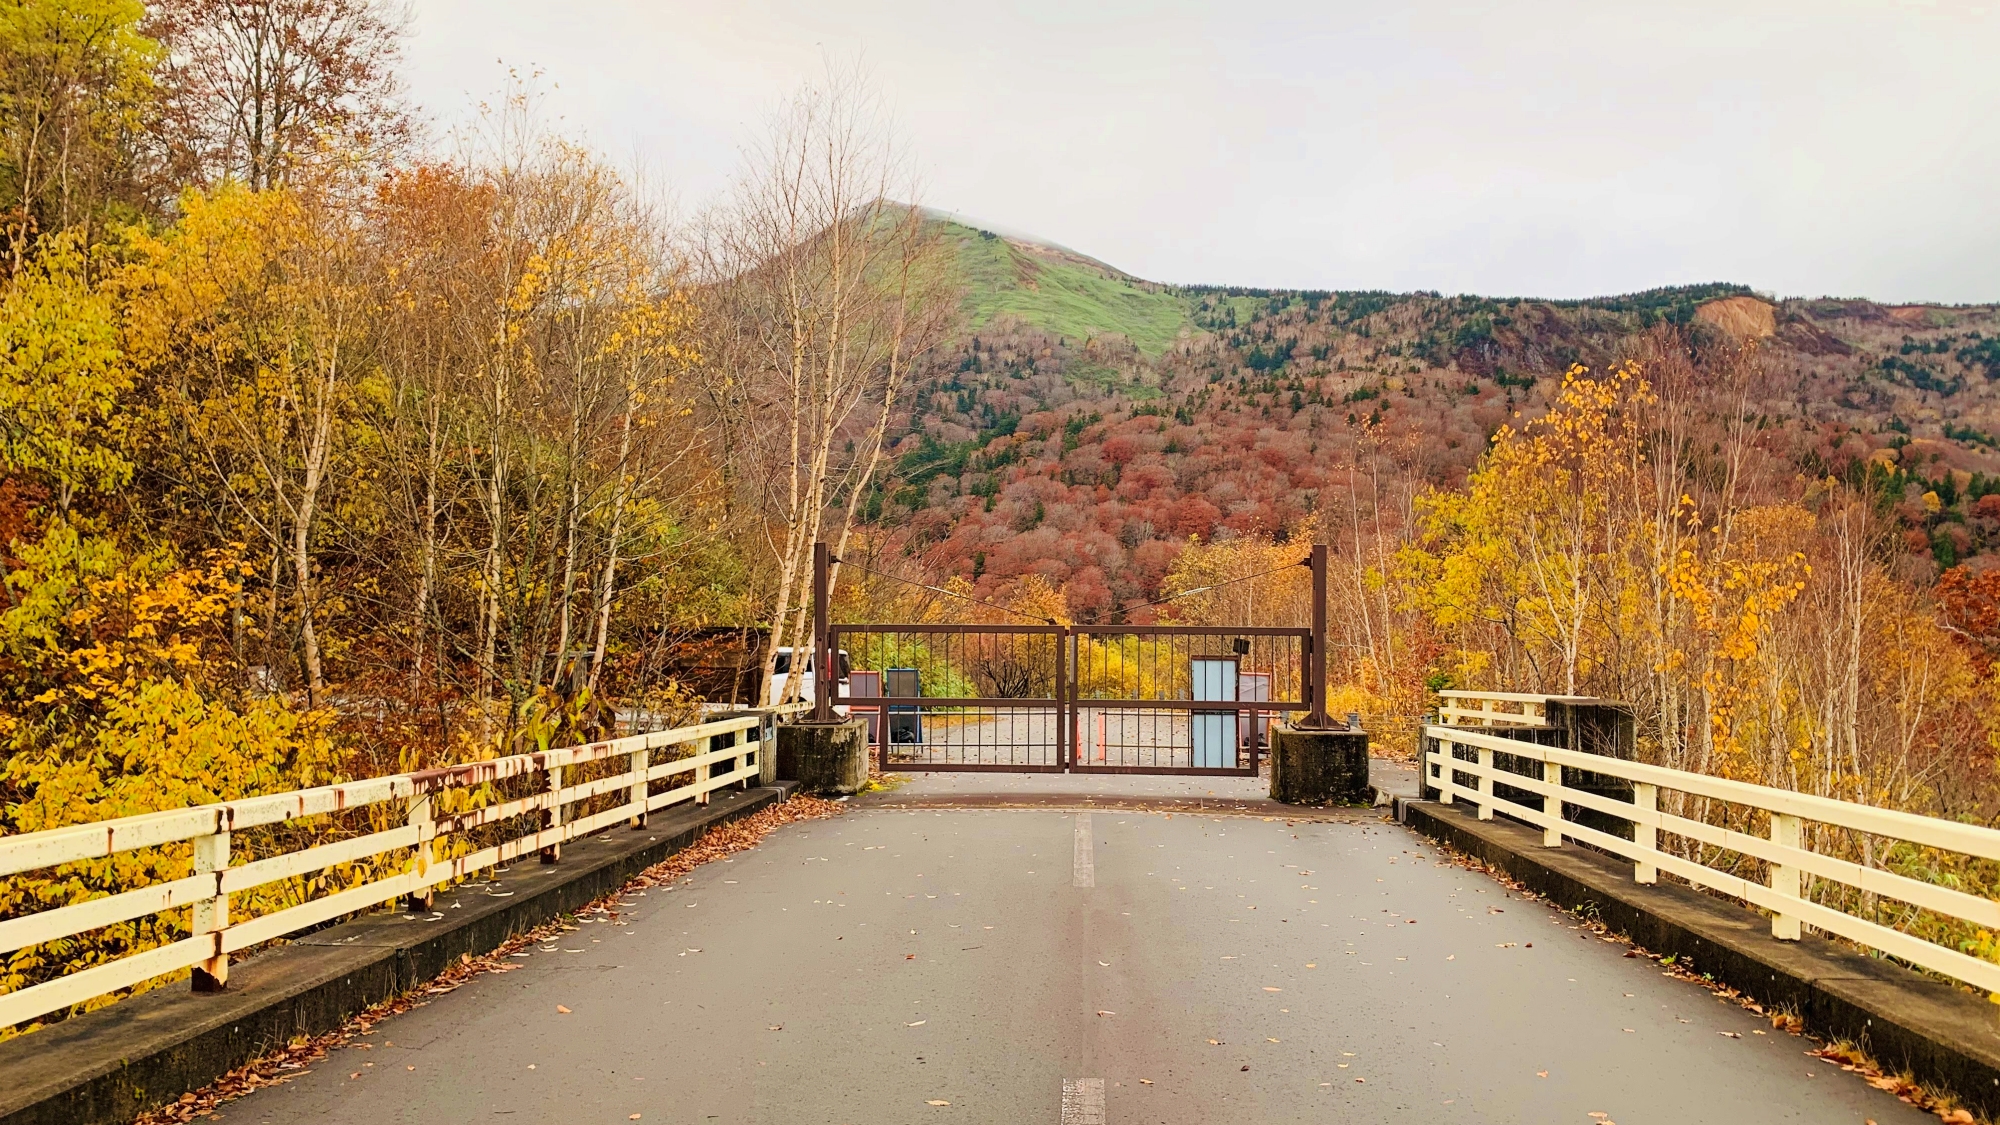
top-left (892, 215), bottom-right (2000, 617)
top-left (936, 216), bottom-right (1194, 355)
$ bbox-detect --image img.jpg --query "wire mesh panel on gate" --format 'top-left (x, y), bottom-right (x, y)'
top-left (1071, 626), bottom-right (1308, 775)
top-left (832, 624), bottom-right (1067, 771)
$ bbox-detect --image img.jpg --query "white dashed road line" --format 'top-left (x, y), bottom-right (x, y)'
top-left (1073, 813), bottom-right (1094, 888)
top-left (1061, 1077), bottom-right (1106, 1124)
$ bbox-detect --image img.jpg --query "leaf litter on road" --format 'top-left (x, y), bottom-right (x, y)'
top-left (126, 795), bottom-right (844, 1125)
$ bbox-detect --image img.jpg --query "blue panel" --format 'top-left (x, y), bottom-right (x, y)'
top-left (1190, 658), bottom-right (1240, 768)
top-left (1191, 659), bottom-right (1239, 702)
top-left (1192, 712), bottom-right (1238, 769)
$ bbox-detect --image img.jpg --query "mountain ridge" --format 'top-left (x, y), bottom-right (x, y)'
top-left (876, 215), bottom-right (2000, 618)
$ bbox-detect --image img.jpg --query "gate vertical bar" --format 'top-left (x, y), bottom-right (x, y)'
top-left (813, 542), bottom-right (833, 723)
top-left (1057, 626), bottom-right (1071, 770)
top-left (1304, 543), bottom-right (1331, 729)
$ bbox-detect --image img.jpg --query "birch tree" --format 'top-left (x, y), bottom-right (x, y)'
top-left (703, 71), bottom-right (953, 705)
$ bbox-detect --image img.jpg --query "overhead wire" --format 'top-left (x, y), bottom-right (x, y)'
top-left (1078, 556), bottom-right (1311, 627)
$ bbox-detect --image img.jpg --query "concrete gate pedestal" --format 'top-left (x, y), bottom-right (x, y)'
top-left (776, 718), bottom-right (870, 796)
top-left (1270, 724), bottom-right (1371, 806)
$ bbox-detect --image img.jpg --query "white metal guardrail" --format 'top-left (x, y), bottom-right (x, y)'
top-left (1423, 723), bottom-right (2000, 995)
top-left (0, 706), bottom-right (804, 1031)
top-left (1434, 689), bottom-right (1612, 729)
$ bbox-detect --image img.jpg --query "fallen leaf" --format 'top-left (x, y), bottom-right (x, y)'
top-left (349, 1072), bottom-right (361, 1080)
top-left (926, 1100), bottom-right (951, 1106)
top-left (1096, 1010), bottom-right (1116, 1017)
top-left (1098, 960), bottom-right (1110, 966)
top-left (1536, 1070), bottom-right (1548, 1078)
top-left (908, 1020), bottom-right (927, 1027)
top-left (556, 1005), bottom-right (572, 1014)
top-left (1267, 1037), bottom-right (1280, 1043)
top-left (1240, 1065), bottom-right (1250, 1072)
top-left (1719, 1031), bottom-right (1741, 1039)
top-left (1496, 942), bottom-right (1517, 948)
top-left (1139, 1079), bottom-right (1153, 1085)
top-left (1208, 1038), bottom-right (1222, 1045)
top-left (630, 1116), bottom-right (642, 1121)
top-left (406, 1066), bottom-right (415, 1071)
top-left (1263, 987), bottom-right (1282, 992)
top-left (1355, 1077), bottom-right (1366, 1083)
top-left (767, 1025), bottom-right (783, 1031)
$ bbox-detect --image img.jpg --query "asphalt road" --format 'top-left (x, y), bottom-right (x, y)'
top-left (230, 806), bottom-right (1932, 1124)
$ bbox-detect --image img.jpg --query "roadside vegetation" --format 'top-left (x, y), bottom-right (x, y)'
top-left (0, 3), bottom-right (946, 1025)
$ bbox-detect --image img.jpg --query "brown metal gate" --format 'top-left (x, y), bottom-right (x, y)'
top-left (834, 623), bottom-right (1069, 772)
top-left (829, 623), bottom-right (1314, 776)
top-left (1069, 625), bottom-right (1309, 775)
top-left (808, 542), bottom-right (1334, 777)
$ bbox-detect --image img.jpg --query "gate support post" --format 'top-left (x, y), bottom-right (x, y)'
top-left (813, 542), bottom-right (833, 723)
top-left (1271, 723), bottom-right (1370, 806)
top-left (1303, 544), bottom-right (1332, 729)
top-left (776, 718), bottom-right (869, 795)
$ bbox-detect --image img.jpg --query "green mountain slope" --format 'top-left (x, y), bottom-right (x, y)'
top-left (936, 217), bottom-right (1193, 355)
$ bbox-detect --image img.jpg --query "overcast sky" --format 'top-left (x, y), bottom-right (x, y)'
top-left (403, 0), bottom-right (2000, 304)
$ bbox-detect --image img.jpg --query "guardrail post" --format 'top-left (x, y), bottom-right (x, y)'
top-left (191, 827), bottom-right (230, 991)
top-left (697, 750), bottom-right (712, 807)
top-left (762, 712), bottom-right (777, 782)
top-left (405, 792), bottom-right (435, 910)
top-left (1771, 813), bottom-right (1802, 939)
top-left (1434, 741), bottom-right (1452, 805)
top-left (629, 744), bottom-right (649, 829)
top-left (1476, 744), bottom-right (1494, 821)
top-left (1541, 761), bottom-right (1563, 846)
top-left (542, 763), bottom-right (564, 864)
top-left (1633, 783), bottom-right (1658, 884)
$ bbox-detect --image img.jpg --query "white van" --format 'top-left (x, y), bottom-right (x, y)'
top-left (767, 647), bottom-right (851, 710)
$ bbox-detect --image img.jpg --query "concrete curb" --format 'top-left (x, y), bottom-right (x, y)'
top-left (0, 782), bottom-right (799, 1125)
top-left (855, 792), bottom-right (1387, 820)
top-left (1395, 796), bottom-right (2000, 1118)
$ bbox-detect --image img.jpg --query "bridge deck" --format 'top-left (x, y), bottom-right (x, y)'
top-left (228, 794), bottom-right (1929, 1124)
